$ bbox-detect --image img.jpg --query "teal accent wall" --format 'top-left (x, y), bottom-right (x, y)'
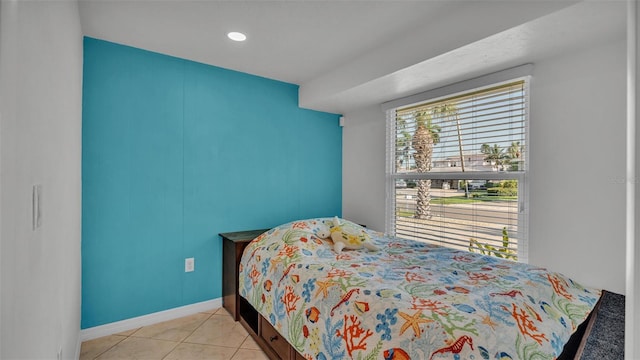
top-left (81, 38), bottom-right (342, 329)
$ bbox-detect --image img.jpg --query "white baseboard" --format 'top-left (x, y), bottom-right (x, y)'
top-left (79, 298), bottom-right (222, 342)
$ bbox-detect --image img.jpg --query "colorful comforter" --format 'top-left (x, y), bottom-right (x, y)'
top-left (239, 218), bottom-right (600, 360)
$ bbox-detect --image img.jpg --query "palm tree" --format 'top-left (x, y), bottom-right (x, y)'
top-left (433, 103), bottom-right (468, 196)
top-left (507, 141), bottom-right (521, 159)
top-left (481, 143), bottom-right (508, 171)
top-left (395, 114), bottom-right (414, 172)
top-left (412, 110), bottom-right (441, 219)
top-left (480, 143), bottom-right (491, 156)
top-left (507, 141), bottom-right (523, 171)
top-left (396, 130), bottom-right (412, 172)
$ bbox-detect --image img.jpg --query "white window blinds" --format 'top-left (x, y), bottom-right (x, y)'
top-left (386, 79), bottom-right (528, 261)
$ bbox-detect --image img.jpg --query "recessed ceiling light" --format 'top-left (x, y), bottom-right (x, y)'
top-left (227, 32), bottom-right (247, 42)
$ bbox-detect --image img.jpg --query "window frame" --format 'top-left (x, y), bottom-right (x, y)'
top-left (384, 70), bottom-right (531, 263)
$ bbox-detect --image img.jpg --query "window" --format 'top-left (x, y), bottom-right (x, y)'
top-left (386, 78), bottom-right (529, 262)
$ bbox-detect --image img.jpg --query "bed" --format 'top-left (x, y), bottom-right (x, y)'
top-left (236, 218), bottom-right (601, 360)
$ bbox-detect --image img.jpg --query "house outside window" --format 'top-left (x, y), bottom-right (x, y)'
top-left (385, 77), bottom-right (529, 262)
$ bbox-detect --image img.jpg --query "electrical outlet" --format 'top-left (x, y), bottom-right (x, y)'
top-left (185, 258), bottom-right (194, 272)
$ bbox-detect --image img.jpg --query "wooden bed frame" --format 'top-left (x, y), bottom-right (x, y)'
top-left (220, 229), bottom-right (601, 360)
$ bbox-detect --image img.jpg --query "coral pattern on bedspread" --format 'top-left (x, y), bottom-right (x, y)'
top-left (239, 218), bottom-right (600, 360)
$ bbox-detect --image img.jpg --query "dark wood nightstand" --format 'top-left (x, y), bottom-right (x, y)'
top-left (220, 228), bottom-right (308, 360)
top-left (220, 229), bottom-right (269, 321)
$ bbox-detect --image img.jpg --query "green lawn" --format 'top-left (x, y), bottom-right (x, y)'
top-left (430, 195), bottom-right (517, 205)
top-left (397, 210), bottom-right (415, 217)
top-left (397, 195), bottom-right (516, 217)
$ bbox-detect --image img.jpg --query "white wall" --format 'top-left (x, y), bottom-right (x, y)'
top-left (528, 39), bottom-right (626, 294)
top-left (0, 1), bottom-right (83, 359)
top-left (342, 105), bottom-right (387, 230)
top-left (631, 0), bottom-right (640, 356)
top-left (343, 38), bottom-right (627, 294)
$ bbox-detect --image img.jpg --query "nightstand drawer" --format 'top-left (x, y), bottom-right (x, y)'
top-left (261, 316), bottom-right (290, 359)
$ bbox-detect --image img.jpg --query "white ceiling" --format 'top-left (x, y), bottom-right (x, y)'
top-left (79, 0), bottom-right (627, 114)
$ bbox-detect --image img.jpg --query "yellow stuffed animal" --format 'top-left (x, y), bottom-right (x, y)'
top-left (329, 216), bottom-right (378, 253)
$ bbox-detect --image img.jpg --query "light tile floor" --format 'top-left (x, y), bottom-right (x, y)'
top-left (80, 307), bottom-right (269, 360)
